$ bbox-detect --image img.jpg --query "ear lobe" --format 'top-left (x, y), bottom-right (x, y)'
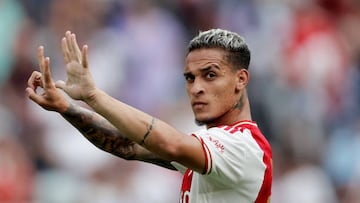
top-left (235, 69), bottom-right (249, 91)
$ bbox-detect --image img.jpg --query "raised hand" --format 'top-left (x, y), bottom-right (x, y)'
top-left (26, 46), bottom-right (70, 113)
top-left (55, 31), bottom-right (96, 102)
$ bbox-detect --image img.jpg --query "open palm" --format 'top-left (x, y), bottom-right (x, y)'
top-left (56, 31), bottom-right (96, 102)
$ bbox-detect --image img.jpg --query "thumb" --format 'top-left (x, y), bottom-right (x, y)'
top-left (25, 87), bottom-right (43, 104)
top-left (55, 80), bottom-right (66, 90)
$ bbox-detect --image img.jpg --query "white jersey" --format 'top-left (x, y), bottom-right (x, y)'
top-left (171, 120), bottom-right (272, 203)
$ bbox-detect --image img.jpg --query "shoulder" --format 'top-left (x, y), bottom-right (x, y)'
top-left (216, 120), bottom-right (259, 135)
top-left (192, 120), bottom-right (260, 140)
top-left (192, 120), bottom-right (271, 163)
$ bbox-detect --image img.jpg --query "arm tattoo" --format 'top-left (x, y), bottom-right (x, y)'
top-left (61, 103), bottom-right (136, 160)
top-left (140, 117), bottom-right (156, 146)
top-left (60, 103), bottom-right (176, 170)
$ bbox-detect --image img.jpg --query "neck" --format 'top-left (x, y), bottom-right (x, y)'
top-left (205, 93), bottom-right (252, 129)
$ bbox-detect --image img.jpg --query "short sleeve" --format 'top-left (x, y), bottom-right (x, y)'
top-left (192, 127), bottom-right (266, 185)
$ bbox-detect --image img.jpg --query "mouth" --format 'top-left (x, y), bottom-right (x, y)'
top-left (192, 102), bottom-right (207, 110)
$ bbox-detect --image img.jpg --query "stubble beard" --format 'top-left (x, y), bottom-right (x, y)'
top-left (194, 93), bottom-right (245, 127)
top-left (195, 118), bottom-right (213, 126)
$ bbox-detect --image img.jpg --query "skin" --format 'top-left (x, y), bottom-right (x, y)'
top-left (184, 48), bottom-right (251, 127)
top-left (26, 31), bottom-right (251, 174)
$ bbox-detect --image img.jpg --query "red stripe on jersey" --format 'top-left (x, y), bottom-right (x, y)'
top-left (222, 120), bottom-right (258, 134)
top-left (180, 169), bottom-right (193, 203)
top-left (232, 120), bottom-right (258, 128)
top-left (229, 125), bottom-right (243, 134)
top-left (179, 134), bottom-right (214, 202)
top-left (223, 126), bottom-right (233, 131)
top-left (224, 121), bottom-right (272, 202)
top-left (201, 137), bottom-right (212, 174)
top-left (245, 125), bottom-right (272, 203)
top-left (192, 134), bottom-right (212, 174)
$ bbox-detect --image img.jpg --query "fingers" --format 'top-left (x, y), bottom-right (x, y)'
top-left (82, 45), bottom-right (89, 69)
top-left (38, 46), bottom-right (47, 88)
top-left (37, 46), bottom-right (54, 89)
top-left (71, 33), bottom-right (82, 62)
top-left (65, 31), bottom-right (74, 57)
top-left (27, 71), bottom-right (43, 91)
top-left (61, 37), bottom-right (70, 63)
top-left (38, 46), bottom-right (45, 73)
top-left (26, 87), bottom-right (44, 105)
top-left (61, 31), bottom-right (74, 63)
top-left (43, 57), bottom-right (53, 89)
top-left (62, 31), bottom-right (83, 63)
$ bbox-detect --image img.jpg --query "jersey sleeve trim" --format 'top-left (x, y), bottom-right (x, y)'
top-left (191, 133), bottom-right (212, 175)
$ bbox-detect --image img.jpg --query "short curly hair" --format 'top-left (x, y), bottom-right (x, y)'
top-left (187, 29), bottom-right (251, 70)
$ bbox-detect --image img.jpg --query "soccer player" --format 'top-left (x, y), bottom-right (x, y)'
top-left (26, 29), bottom-right (272, 202)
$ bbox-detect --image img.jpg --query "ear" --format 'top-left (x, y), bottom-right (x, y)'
top-left (235, 69), bottom-right (249, 91)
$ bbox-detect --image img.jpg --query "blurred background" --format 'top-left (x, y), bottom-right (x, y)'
top-left (0, 0), bottom-right (359, 202)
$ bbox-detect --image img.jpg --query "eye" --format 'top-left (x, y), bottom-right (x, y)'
top-left (184, 74), bottom-right (195, 82)
top-left (205, 72), bottom-right (216, 80)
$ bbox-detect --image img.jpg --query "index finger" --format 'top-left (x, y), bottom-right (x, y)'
top-left (42, 57), bottom-right (54, 89)
top-left (38, 46), bottom-right (53, 89)
top-left (38, 46), bottom-right (45, 72)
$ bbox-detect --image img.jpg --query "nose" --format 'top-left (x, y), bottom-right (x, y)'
top-left (188, 79), bottom-right (204, 96)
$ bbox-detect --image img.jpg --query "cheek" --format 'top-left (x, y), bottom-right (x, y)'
top-left (212, 89), bottom-right (235, 109)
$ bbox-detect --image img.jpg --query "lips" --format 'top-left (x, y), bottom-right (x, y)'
top-left (192, 101), bottom-right (207, 109)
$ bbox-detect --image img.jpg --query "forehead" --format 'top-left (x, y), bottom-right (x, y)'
top-left (184, 48), bottom-right (229, 72)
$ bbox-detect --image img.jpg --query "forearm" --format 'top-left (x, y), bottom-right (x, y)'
top-left (60, 102), bottom-right (176, 170)
top-left (85, 89), bottom-right (183, 160)
top-left (61, 102), bottom-right (136, 159)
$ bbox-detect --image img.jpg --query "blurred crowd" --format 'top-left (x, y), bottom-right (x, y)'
top-left (0, 0), bottom-right (359, 202)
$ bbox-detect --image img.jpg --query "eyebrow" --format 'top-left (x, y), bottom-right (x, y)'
top-left (183, 64), bottom-right (221, 76)
top-left (200, 64), bottom-right (220, 72)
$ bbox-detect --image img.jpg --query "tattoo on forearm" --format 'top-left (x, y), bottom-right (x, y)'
top-left (60, 103), bottom-right (176, 170)
top-left (140, 117), bottom-right (156, 146)
top-left (61, 103), bottom-right (136, 160)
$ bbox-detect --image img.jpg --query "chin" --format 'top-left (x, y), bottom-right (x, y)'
top-left (194, 115), bottom-right (215, 126)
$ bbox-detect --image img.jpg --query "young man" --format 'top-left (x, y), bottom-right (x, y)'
top-left (26, 29), bottom-right (272, 202)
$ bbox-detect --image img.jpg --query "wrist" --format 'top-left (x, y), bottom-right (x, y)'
top-left (83, 88), bottom-right (101, 107)
top-left (57, 99), bottom-right (71, 114)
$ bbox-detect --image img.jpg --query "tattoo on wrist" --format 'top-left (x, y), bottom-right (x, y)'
top-left (140, 117), bottom-right (156, 146)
